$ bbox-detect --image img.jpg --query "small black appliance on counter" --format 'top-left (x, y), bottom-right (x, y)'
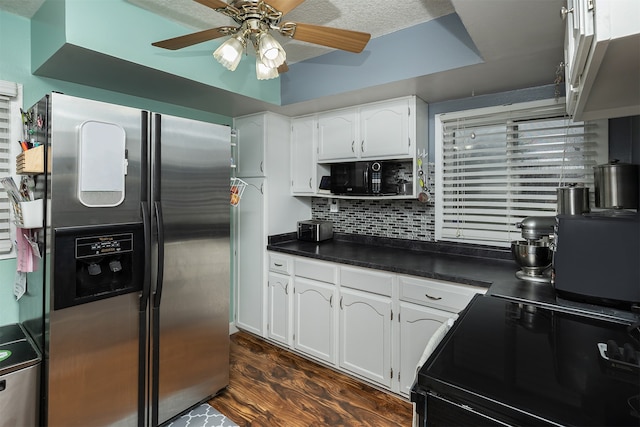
top-left (297, 220), bottom-right (333, 242)
top-left (553, 213), bottom-right (640, 309)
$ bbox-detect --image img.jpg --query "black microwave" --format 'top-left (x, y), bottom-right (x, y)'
top-left (330, 161), bottom-right (387, 195)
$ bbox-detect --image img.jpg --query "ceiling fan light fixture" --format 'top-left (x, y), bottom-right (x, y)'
top-left (213, 34), bottom-right (245, 71)
top-left (257, 31), bottom-right (286, 68)
top-left (255, 57), bottom-right (279, 80)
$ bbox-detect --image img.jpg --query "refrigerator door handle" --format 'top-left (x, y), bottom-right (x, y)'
top-left (140, 201), bottom-right (151, 311)
top-left (152, 201), bottom-right (165, 308)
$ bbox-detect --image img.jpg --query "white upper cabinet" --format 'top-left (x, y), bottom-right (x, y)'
top-left (234, 114), bottom-right (265, 177)
top-left (316, 96), bottom-right (427, 163)
top-left (359, 98), bottom-right (411, 159)
top-left (564, 0), bottom-right (640, 120)
top-left (317, 109), bottom-right (359, 162)
top-left (291, 115), bottom-right (317, 195)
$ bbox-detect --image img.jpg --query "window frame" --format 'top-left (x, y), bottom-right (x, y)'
top-left (434, 98), bottom-right (608, 248)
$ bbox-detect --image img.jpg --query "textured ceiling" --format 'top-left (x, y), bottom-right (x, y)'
top-left (0, 0), bottom-right (455, 64)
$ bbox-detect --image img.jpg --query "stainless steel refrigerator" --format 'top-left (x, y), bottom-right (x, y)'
top-left (18, 93), bottom-right (231, 426)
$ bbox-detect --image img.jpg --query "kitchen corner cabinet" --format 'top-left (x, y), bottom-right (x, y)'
top-left (290, 115), bottom-right (317, 195)
top-left (316, 96), bottom-right (426, 163)
top-left (563, 0), bottom-right (640, 120)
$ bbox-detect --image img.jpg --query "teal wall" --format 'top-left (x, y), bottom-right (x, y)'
top-left (0, 259), bottom-right (18, 325)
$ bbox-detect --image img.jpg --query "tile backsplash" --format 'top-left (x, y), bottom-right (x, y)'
top-left (312, 162), bottom-right (436, 241)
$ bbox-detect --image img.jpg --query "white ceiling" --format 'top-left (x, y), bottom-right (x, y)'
top-left (0, 0), bottom-right (566, 116)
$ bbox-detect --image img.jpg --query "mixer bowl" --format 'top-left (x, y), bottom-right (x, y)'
top-left (511, 240), bottom-right (553, 273)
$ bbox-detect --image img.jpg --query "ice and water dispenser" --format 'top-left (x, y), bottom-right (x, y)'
top-left (53, 223), bottom-right (144, 310)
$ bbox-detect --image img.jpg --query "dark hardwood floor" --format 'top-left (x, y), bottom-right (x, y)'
top-left (208, 331), bottom-right (414, 426)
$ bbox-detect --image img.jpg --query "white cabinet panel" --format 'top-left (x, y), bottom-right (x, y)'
top-left (398, 302), bottom-right (451, 396)
top-left (360, 99), bottom-right (410, 159)
top-left (267, 272), bottom-right (291, 346)
top-left (294, 258), bottom-right (338, 284)
top-left (293, 277), bottom-right (336, 364)
top-left (317, 109), bottom-right (359, 162)
top-left (399, 275), bottom-right (485, 313)
top-left (235, 178), bottom-right (265, 335)
top-left (291, 116), bottom-right (317, 195)
top-left (339, 287), bottom-right (392, 388)
top-left (234, 115), bottom-right (265, 177)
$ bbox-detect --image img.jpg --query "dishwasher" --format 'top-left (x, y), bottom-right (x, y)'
top-left (0, 323), bottom-right (41, 427)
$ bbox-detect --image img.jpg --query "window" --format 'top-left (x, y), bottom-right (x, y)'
top-left (435, 99), bottom-right (608, 248)
top-left (0, 80), bottom-right (22, 256)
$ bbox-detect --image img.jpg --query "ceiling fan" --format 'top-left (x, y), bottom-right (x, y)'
top-left (152, 0), bottom-right (371, 80)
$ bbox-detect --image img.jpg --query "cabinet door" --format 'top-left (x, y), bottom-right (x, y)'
top-left (293, 277), bottom-right (336, 364)
top-left (291, 116), bottom-right (317, 195)
top-left (267, 272), bottom-right (291, 346)
top-left (339, 287), bottom-right (392, 387)
top-left (360, 99), bottom-right (410, 159)
top-left (235, 115), bottom-right (265, 177)
top-left (317, 109), bottom-right (359, 162)
top-left (235, 177), bottom-right (265, 335)
top-left (398, 302), bottom-right (451, 396)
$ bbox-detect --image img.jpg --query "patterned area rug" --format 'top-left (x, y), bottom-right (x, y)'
top-left (167, 403), bottom-right (238, 427)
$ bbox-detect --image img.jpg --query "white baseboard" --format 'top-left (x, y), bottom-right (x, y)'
top-left (229, 322), bottom-right (239, 335)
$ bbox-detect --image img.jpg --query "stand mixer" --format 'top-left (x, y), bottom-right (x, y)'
top-left (511, 216), bottom-right (555, 284)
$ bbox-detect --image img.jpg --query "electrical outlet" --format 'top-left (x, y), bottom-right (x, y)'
top-left (330, 199), bottom-right (339, 213)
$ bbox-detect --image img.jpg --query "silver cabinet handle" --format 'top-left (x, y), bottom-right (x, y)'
top-left (361, 140), bottom-right (364, 152)
top-left (308, 178), bottom-right (312, 189)
top-left (340, 296), bottom-right (344, 309)
top-left (425, 293), bottom-right (442, 301)
top-left (274, 263), bottom-right (283, 267)
top-left (260, 183), bottom-right (264, 194)
top-left (329, 295), bottom-right (333, 308)
top-left (285, 283), bottom-right (289, 295)
top-left (260, 161), bottom-right (264, 172)
top-left (351, 141), bottom-right (355, 153)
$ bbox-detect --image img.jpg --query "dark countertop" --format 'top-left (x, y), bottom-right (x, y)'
top-left (267, 232), bottom-right (516, 289)
top-left (267, 233), bottom-right (639, 323)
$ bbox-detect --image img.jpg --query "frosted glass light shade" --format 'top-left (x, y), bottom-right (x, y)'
top-left (213, 36), bottom-right (244, 71)
top-left (256, 57), bottom-right (279, 80)
top-left (257, 32), bottom-right (286, 68)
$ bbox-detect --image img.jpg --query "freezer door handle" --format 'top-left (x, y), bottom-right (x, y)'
top-left (152, 201), bottom-right (165, 309)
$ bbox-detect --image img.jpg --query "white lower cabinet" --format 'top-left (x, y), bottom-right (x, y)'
top-left (263, 251), bottom-right (486, 398)
top-left (398, 302), bottom-right (451, 396)
top-left (267, 272), bottom-right (291, 346)
top-left (338, 287), bottom-right (392, 388)
top-left (293, 277), bottom-right (336, 364)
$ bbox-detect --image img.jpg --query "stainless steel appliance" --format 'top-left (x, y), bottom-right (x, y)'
top-left (18, 93), bottom-right (231, 426)
top-left (510, 216), bottom-right (555, 284)
top-left (553, 214), bottom-right (640, 308)
top-left (297, 220), bottom-right (333, 242)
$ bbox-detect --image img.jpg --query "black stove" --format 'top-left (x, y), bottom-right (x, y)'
top-left (411, 295), bottom-right (640, 426)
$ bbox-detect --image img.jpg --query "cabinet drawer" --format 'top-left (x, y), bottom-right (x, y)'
top-left (294, 258), bottom-right (338, 284)
top-left (341, 266), bottom-right (393, 296)
top-left (269, 253), bottom-right (291, 274)
top-left (399, 276), bottom-right (485, 313)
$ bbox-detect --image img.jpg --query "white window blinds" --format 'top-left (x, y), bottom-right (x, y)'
top-left (435, 99), bottom-right (608, 248)
top-left (0, 81), bottom-right (20, 255)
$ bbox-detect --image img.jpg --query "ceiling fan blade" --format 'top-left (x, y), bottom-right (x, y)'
top-left (290, 23), bottom-right (371, 53)
top-left (152, 27), bottom-right (232, 50)
top-left (193, 0), bottom-right (230, 11)
top-left (265, 0), bottom-right (306, 16)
